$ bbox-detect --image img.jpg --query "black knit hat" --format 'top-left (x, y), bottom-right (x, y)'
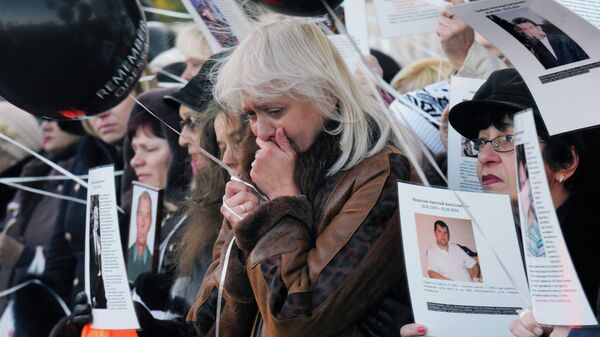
top-left (449, 69), bottom-right (548, 140)
top-left (164, 49), bottom-right (232, 112)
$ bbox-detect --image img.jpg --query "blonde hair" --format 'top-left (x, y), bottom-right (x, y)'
top-left (175, 24), bottom-right (213, 61)
top-left (391, 58), bottom-right (452, 93)
top-left (214, 15), bottom-right (422, 175)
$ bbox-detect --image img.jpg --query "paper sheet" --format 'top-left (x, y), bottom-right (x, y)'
top-left (390, 80), bottom-right (449, 155)
top-left (398, 182), bottom-right (529, 337)
top-left (126, 182), bottom-right (163, 282)
top-left (181, 0), bottom-right (250, 52)
top-left (450, 0), bottom-right (600, 135)
top-left (514, 110), bottom-right (597, 325)
top-left (447, 77), bottom-right (485, 192)
top-left (373, 0), bottom-right (447, 37)
top-left (558, 0), bottom-right (600, 29)
top-left (321, 0), bottom-right (370, 72)
top-left (85, 165), bottom-right (139, 330)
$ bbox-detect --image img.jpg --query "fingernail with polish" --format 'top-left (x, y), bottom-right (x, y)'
top-left (417, 326), bottom-right (426, 335)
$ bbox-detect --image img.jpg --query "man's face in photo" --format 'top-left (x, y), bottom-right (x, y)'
top-left (136, 195), bottom-right (152, 246)
top-left (516, 22), bottom-right (545, 40)
top-left (434, 224), bottom-right (449, 246)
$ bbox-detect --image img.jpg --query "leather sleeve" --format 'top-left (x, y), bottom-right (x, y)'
top-left (187, 221), bottom-right (257, 337)
top-left (240, 149), bottom-right (414, 336)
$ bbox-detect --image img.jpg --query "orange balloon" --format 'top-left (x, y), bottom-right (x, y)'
top-left (81, 324), bottom-right (138, 337)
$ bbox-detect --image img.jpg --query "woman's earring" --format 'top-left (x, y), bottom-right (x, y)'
top-left (558, 174), bottom-right (565, 183)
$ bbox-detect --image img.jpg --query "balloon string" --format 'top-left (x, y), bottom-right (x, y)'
top-left (142, 6), bottom-right (193, 19)
top-left (320, 0), bottom-right (530, 307)
top-left (0, 171), bottom-right (123, 184)
top-left (0, 181), bottom-right (87, 205)
top-left (0, 132), bottom-right (87, 188)
top-left (216, 237), bottom-right (236, 337)
top-left (129, 95), bottom-right (269, 202)
top-left (156, 69), bottom-right (188, 84)
top-left (129, 95), bottom-right (236, 177)
top-left (320, 1), bottom-right (433, 186)
top-left (0, 279), bottom-right (71, 315)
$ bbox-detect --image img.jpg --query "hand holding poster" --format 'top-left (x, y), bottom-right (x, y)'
top-left (398, 182), bottom-right (529, 337)
top-left (85, 165), bottom-right (139, 330)
top-left (450, 0), bottom-right (600, 135)
top-left (514, 109), bottom-right (597, 326)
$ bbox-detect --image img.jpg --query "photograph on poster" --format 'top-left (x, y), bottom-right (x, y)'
top-left (126, 184), bottom-right (160, 281)
top-left (89, 194), bottom-right (107, 309)
top-left (190, 0), bottom-right (238, 47)
top-left (515, 144), bottom-right (546, 257)
top-left (487, 7), bottom-right (589, 69)
top-left (415, 213), bottom-right (483, 283)
top-left (461, 137), bottom-right (476, 158)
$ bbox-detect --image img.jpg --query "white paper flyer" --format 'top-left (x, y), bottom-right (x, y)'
top-left (373, 0), bottom-right (447, 37)
top-left (513, 109), bottom-right (597, 325)
top-left (319, 0), bottom-right (370, 72)
top-left (447, 77), bottom-right (485, 192)
top-left (390, 80), bottom-right (449, 155)
top-left (398, 182), bottom-right (529, 337)
top-left (450, 0), bottom-right (600, 135)
top-left (181, 0), bottom-right (250, 52)
top-left (558, 0), bottom-right (600, 29)
top-left (85, 165), bottom-right (139, 330)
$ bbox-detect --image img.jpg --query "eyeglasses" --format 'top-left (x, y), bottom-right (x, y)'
top-left (180, 117), bottom-right (199, 130)
top-left (465, 135), bottom-right (514, 157)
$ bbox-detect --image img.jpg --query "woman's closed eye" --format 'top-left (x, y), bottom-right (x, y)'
top-left (266, 107), bottom-right (284, 117)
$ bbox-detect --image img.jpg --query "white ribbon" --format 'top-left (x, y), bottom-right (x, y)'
top-left (0, 279), bottom-right (71, 316)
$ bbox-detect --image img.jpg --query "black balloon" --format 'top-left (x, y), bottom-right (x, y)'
top-left (0, 0), bottom-right (148, 120)
top-left (251, 0), bottom-right (344, 17)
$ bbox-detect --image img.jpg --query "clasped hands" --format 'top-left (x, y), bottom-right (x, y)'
top-left (221, 128), bottom-right (299, 235)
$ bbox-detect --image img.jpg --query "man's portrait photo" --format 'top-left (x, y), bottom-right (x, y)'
top-left (415, 214), bottom-right (483, 283)
top-left (89, 194), bottom-right (107, 309)
top-left (127, 186), bottom-right (159, 281)
top-left (488, 8), bottom-right (589, 69)
top-left (516, 145), bottom-right (546, 258)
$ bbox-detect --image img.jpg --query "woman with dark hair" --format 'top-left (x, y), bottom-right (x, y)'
top-left (0, 120), bottom-right (82, 314)
top-left (448, 69), bottom-right (598, 337)
top-left (401, 69), bottom-right (599, 337)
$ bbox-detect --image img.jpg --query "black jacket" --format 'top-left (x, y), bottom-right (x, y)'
top-left (13, 135), bottom-right (125, 337)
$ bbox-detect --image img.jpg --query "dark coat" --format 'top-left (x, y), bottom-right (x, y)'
top-left (189, 141), bottom-right (419, 337)
top-left (13, 135), bottom-right (124, 337)
top-left (0, 145), bottom-right (77, 313)
top-left (557, 192), bottom-right (600, 319)
top-left (0, 156), bottom-right (34, 221)
top-left (533, 33), bottom-right (589, 69)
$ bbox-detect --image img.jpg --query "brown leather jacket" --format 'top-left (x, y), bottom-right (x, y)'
top-left (188, 145), bottom-right (417, 337)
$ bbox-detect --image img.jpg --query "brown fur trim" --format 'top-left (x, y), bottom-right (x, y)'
top-left (235, 196), bottom-right (312, 252)
top-left (223, 243), bottom-right (257, 304)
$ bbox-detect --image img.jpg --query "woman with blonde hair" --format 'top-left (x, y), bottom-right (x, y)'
top-left (391, 58), bottom-right (452, 93)
top-left (188, 15), bottom-right (423, 337)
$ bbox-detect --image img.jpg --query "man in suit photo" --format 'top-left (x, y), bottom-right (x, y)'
top-left (512, 17), bottom-right (589, 69)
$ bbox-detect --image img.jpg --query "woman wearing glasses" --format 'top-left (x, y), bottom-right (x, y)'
top-left (401, 69), bottom-right (599, 337)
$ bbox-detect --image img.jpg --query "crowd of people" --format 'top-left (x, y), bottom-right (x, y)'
top-left (0, 2), bottom-right (598, 337)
